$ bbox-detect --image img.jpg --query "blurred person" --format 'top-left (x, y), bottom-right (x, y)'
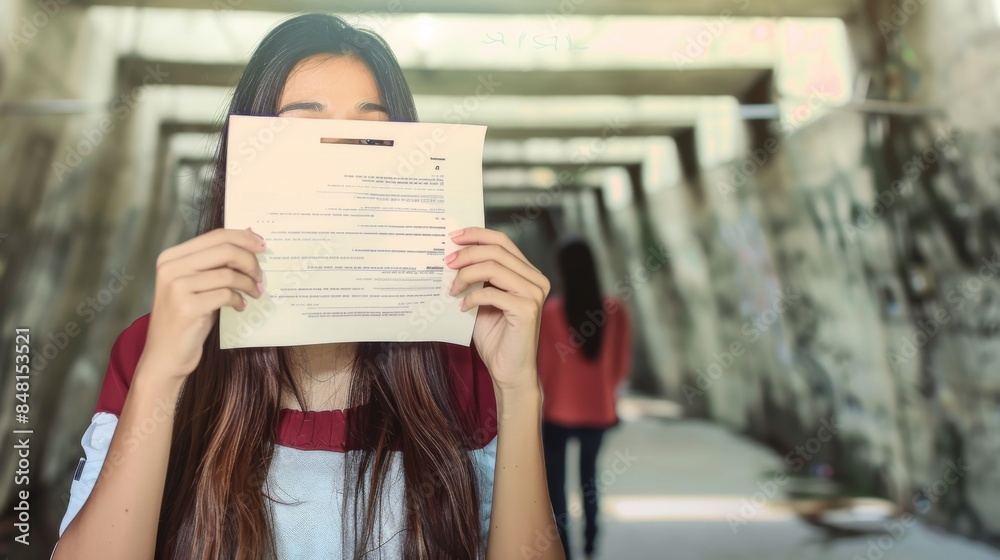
top-left (51, 14), bottom-right (563, 560)
top-left (537, 237), bottom-right (633, 560)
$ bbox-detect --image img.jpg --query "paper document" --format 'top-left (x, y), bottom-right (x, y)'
top-left (219, 115), bottom-right (487, 349)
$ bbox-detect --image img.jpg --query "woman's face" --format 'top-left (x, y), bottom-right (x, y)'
top-left (277, 54), bottom-right (390, 121)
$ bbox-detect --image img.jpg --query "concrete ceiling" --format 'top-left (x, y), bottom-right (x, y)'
top-left (105, 10), bottom-right (799, 103)
top-left (403, 68), bottom-right (766, 98)
top-left (95, 4), bottom-right (838, 169)
top-left (78, 0), bottom-right (859, 18)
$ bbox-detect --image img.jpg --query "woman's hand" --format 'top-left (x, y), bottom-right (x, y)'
top-left (445, 227), bottom-right (550, 395)
top-left (448, 228), bottom-right (564, 560)
top-left (141, 227), bottom-right (266, 381)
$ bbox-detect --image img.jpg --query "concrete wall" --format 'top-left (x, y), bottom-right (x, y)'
top-left (634, 0), bottom-right (1000, 537)
top-left (0, 2), bottom-right (177, 545)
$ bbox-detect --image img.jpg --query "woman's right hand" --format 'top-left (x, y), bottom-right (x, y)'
top-left (139, 227), bottom-right (266, 380)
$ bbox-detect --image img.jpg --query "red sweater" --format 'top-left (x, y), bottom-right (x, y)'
top-left (93, 313), bottom-right (498, 451)
top-left (536, 295), bottom-right (632, 428)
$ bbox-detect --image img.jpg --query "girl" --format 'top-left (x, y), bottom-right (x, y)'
top-left (53, 13), bottom-right (562, 560)
top-left (536, 237), bottom-right (633, 560)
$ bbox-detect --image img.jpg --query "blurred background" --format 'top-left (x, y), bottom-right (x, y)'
top-left (2, 0), bottom-right (1000, 559)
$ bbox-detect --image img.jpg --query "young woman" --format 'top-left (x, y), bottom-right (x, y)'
top-left (53, 13), bottom-right (563, 560)
top-left (536, 237), bottom-right (632, 560)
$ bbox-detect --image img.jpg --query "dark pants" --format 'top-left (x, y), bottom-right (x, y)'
top-left (542, 421), bottom-right (607, 560)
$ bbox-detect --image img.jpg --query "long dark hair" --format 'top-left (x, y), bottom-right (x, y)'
top-left (158, 14), bottom-right (482, 559)
top-left (556, 237), bottom-right (605, 360)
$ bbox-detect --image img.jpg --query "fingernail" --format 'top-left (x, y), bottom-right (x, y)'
top-left (247, 227), bottom-right (265, 241)
top-left (443, 252), bottom-right (458, 264)
top-left (448, 229), bottom-right (464, 238)
top-left (257, 281), bottom-right (264, 294)
top-left (448, 280), bottom-right (455, 295)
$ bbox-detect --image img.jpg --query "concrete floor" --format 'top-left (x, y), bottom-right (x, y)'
top-left (555, 413), bottom-right (1000, 560)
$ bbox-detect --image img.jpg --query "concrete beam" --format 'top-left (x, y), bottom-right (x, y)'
top-left (122, 58), bottom-right (769, 97)
top-left (159, 117), bottom-right (685, 141)
top-left (484, 126), bottom-right (682, 140)
top-left (161, 121), bottom-right (684, 167)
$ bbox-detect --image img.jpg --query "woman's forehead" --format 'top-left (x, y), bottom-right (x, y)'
top-left (279, 54), bottom-right (382, 108)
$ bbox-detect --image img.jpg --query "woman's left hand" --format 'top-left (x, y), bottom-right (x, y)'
top-left (445, 227), bottom-right (551, 394)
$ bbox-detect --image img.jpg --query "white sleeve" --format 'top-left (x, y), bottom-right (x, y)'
top-left (58, 412), bottom-right (120, 536)
top-left (470, 435), bottom-right (499, 559)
